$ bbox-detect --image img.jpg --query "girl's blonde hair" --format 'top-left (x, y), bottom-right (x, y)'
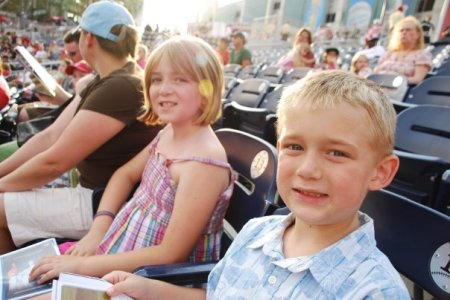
top-left (294, 27), bottom-right (312, 45)
top-left (277, 70), bottom-right (397, 158)
top-left (388, 16), bottom-right (425, 51)
top-left (350, 52), bottom-right (369, 73)
top-left (139, 36), bottom-right (224, 126)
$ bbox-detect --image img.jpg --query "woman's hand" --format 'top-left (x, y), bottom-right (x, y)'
top-left (65, 230), bottom-right (104, 256)
top-left (29, 255), bottom-right (84, 284)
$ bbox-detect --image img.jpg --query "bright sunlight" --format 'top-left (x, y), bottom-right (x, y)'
top-left (141, 0), bottom-right (214, 34)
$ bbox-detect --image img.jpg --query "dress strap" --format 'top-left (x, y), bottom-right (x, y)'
top-left (166, 156), bottom-right (232, 171)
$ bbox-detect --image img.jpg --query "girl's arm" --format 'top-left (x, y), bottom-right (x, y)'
top-left (29, 159), bottom-right (230, 279)
top-left (104, 271), bottom-right (206, 300)
top-left (66, 147), bottom-right (150, 256)
top-left (0, 108), bottom-right (126, 192)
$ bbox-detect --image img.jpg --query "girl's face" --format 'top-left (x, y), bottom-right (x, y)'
top-left (355, 57), bottom-right (369, 71)
top-left (149, 55), bottom-right (202, 126)
top-left (296, 31), bottom-right (310, 45)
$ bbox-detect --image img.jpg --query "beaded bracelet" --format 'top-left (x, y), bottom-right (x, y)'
top-left (94, 210), bottom-right (115, 219)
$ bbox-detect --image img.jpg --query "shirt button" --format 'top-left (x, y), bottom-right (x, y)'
top-left (268, 275), bottom-right (277, 285)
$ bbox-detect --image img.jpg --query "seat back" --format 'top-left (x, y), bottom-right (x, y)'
top-left (216, 128), bottom-right (278, 255)
top-left (257, 65), bottom-right (285, 84)
top-left (396, 105), bottom-right (450, 162)
top-left (222, 75), bottom-right (240, 99)
top-left (238, 65), bottom-right (259, 79)
top-left (223, 63), bottom-right (241, 76)
top-left (404, 76), bottom-right (450, 107)
top-left (227, 78), bottom-right (271, 108)
top-left (360, 189), bottom-right (450, 299)
top-left (282, 67), bottom-right (314, 83)
top-left (367, 73), bottom-right (408, 101)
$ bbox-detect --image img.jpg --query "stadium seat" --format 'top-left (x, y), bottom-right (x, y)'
top-left (366, 73), bottom-right (409, 102)
top-left (222, 83), bottom-right (290, 146)
top-left (223, 64), bottom-right (241, 77)
top-left (224, 78), bottom-right (271, 108)
top-left (257, 65), bottom-right (285, 84)
top-left (403, 76), bottom-right (450, 107)
top-left (134, 128), bottom-right (279, 281)
top-left (222, 75), bottom-right (240, 99)
top-left (386, 105), bottom-right (450, 215)
top-left (282, 67), bottom-right (314, 83)
top-left (237, 65), bottom-right (260, 79)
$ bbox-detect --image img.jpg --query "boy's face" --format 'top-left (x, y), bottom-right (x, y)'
top-left (277, 102), bottom-right (386, 228)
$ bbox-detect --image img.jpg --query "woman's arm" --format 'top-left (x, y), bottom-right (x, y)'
top-left (0, 95), bottom-right (80, 178)
top-left (66, 147), bottom-right (150, 256)
top-left (29, 159), bottom-right (230, 279)
top-left (407, 65), bottom-right (429, 84)
top-left (0, 108), bottom-right (126, 192)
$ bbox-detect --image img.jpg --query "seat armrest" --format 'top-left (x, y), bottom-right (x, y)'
top-left (133, 262), bottom-right (217, 286)
top-left (390, 100), bottom-right (416, 114)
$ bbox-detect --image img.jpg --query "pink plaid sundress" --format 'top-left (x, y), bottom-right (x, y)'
top-left (95, 133), bottom-right (235, 262)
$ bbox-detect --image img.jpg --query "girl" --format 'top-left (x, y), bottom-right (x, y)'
top-left (292, 42), bottom-right (315, 68)
top-left (29, 36), bottom-right (234, 285)
top-left (351, 52), bottom-right (372, 77)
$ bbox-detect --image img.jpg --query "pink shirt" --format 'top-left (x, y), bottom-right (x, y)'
top-left (375, 49), bottom-right (432, 78)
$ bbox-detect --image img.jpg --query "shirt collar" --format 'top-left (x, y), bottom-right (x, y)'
top-left (247, 212), bottom-right (377, 293)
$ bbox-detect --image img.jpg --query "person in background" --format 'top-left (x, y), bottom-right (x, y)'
top-left (216, 37), bottom-right (230, 65)
top-left (65, 60), bottom-right (93, 85)
top-left (101, 70), bottom-right (409, 299)
top-left (281, 21), bottom-right (292, 41)
top-left (136, 44), bottom-right (148, 69)
top-left (421, 15), bottom-right (434, 45)
top-left (277, 27), bottom-right (315, 72)
top-left (28, 35), bottom-right (234, 289)
top-left (351, 52), bottom-right (372, 77)
top-left (230, 32), bottom-right (252, 67)
top-left (320, 47), bottom-right (340, 70)
top-left (0, 0), bottom-right (160, 254)
top-left (63, 28), bottom-right (83, 64)
top-left (375, 16), bottom-right (432, 84)
top-left (359, 22), bottom-right (386, 60)
top-left (388, 4), bottom-right (405, 43)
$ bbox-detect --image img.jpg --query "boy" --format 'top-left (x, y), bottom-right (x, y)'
top-left (103, 71), bottom-right (410, 299)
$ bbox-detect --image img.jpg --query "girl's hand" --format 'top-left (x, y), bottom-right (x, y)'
top-left (103, 271), bottom-right (153, 300)
top-left (29, 255), bottom-right (84, 284)
top-left (65, 231), bottom-right (104, 256)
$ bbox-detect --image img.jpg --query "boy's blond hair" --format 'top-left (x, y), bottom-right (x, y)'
top-left (139, 36), bottom-right (223, 126)
top-left (277, 70), bottom-right (396, 158)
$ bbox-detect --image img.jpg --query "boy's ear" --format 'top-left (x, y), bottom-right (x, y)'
top-left (368, 154), bottom-right (400, 191)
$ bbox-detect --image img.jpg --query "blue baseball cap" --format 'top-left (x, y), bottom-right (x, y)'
top-left (79, 0), bottom-right (134, 42)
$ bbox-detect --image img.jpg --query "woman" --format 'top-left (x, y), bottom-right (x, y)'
top-left (0, 1), bottom-right (160, 253)
top-left (375, 16), bottom-right (432, 84)
top-left (277, 27), bottom-right (315, 72)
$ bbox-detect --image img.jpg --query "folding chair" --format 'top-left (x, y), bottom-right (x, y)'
top-left (386, 105), bottom-right (450, 215)
top-left (281, 67), bottom-right (314, 83)
top-left (360, 189), bottom-right (450, 300)
top-left (237, 64), bottom-right (260, 79)
top-left (257, 65), bottom-right (285, 84)
top-left (134, 128), bottom-right (279, 280)
top-left (222, 75), bottom-right (240, 99)
top-left (366, 73), bottom-right (409, 102)
top-left (223, 63), bottom-right (241, 77)
top-left (222, 84), bottom-right (289, 146)
top-left (224, 78), bottom-right (271, 108)
top-left (403, 76), bottom-right (450, 107)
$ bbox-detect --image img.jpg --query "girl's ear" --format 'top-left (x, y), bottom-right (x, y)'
top-left (368, 154), bottom-right (400, 191)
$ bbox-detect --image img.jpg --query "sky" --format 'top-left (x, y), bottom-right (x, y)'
top-left (141, 0), bottom-right (211, 33)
